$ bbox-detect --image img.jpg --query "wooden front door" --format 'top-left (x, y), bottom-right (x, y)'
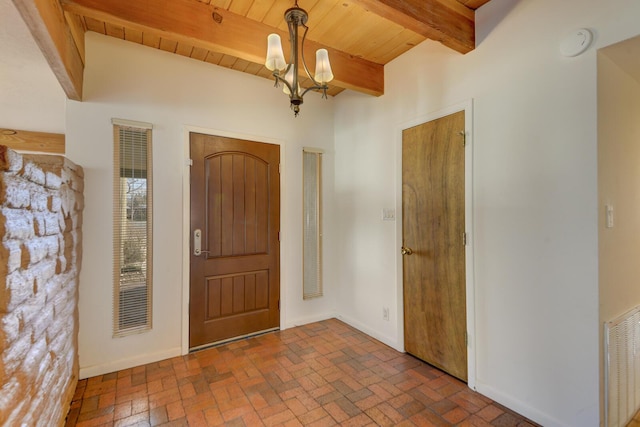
top-left (402, 111), bottom-right (467, 381)
top-left (189, 133), bottom-right (280, 349)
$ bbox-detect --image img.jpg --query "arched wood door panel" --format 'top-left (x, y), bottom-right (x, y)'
top-left (190, 133), bottom-right (280, 349)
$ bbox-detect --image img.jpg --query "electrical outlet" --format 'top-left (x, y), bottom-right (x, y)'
top-left (382, 208), bottom-right (395, 221)
top-left (383, 307), bottom-right (389, 321)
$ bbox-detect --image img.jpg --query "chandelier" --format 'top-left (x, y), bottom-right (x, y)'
top-left (265, 1), bottom-right (334, 117)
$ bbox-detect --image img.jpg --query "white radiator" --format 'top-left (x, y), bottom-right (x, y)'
top-left (605, 305), bottom-right (640, 427)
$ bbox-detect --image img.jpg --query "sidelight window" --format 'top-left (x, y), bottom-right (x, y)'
top-left (303, 148), bottom-right (323, 299)
top-left (112, 119), bottom-right (153, 336)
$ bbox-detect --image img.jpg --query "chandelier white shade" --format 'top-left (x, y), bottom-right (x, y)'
top-left (314, 49), bottom-right (333, 84)
top-left (265, 34), bottom-right (286, 71)
top-left (265, 1), bottom-right (334, 116)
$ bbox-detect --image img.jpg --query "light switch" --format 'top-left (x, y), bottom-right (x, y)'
top-left (382, 208), bottom-right (395, 221)
top-left (606, 205), bottom-right (614, 228)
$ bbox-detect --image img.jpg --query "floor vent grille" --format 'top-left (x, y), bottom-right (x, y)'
top-left (605, 305), bottom-right (640, 427)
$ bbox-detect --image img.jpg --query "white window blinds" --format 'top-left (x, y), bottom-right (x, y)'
top-left (303, 148), bottom-right (323, 299)
top-left (113, 120), bottom-right (153, 336)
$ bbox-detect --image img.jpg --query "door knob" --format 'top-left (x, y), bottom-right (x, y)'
top-left (401, 246), bottom-right (413, 255)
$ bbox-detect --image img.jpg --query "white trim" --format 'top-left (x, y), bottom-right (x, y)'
top-left (181, 130), bottom-right (190, 355)
top-left (303, 147), bottom-right (325, 154)
top-left (111, 118), bottom-right (153, 129)
top-left (476, 382), bottom-right (567, 427)
top-left (181, 126), bottom-right (286, 355)
top-left (338, 313), bottom-right (402, 352)
top-left (79, 347), bottom-right (181, 379)
top-left (283, 312), bottom-right (336, 330)
top-left (394, 99), bottom-right (477, 390)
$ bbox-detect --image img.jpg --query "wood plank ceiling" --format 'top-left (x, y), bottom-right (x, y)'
top-left (12, 0), bottom-right (491, 101)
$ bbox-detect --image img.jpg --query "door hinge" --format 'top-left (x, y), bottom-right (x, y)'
top-left (465, 332), bottom-right (468, 347)
top-left (278, 164), bottom-right (281, 174)
top-left (278, 231), bottom-right (281, 242)
top-left (463, 232), bottom-right (467, 246)
top-left (278, 300), bottom-right (280, 310)
top-left (459, 130), bottom-right (466, 146)
top-left (187, 158), bottom-right (193, 166)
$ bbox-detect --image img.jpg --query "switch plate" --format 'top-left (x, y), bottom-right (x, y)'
top-left (382, 208), bottom-right (395, 221)
top-left (606, 205), bottom-right (614, 228)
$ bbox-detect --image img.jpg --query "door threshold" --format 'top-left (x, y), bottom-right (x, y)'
top-left (189, 327), bottom-right (280, 353)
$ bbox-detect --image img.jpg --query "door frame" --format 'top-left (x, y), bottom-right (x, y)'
top-left (395, 100), bottom-right (477, 390)
top-left (181, 126), bottom-right (285, 355)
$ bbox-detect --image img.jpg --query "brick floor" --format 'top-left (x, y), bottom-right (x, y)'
top-left (65, 319), bottom-right (539, 426)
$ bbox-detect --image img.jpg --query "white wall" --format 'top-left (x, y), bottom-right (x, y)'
top-left (0, 0), bottom-right (65, 133)
top-left (66, 33), bottom-right (337, 377)
top-left (332, 0), bottom-right (640, 426)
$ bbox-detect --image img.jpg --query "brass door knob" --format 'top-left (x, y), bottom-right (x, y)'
top-left (401, 246), bottom-right (413, 255)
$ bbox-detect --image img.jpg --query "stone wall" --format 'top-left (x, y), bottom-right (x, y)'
top-left (0, 146), bottom-right (84, 426)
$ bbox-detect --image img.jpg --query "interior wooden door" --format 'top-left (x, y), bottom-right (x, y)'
top-left (402, 111), bottom-right (467, 381)
top-left (189, 133), bottom-right (280, 349)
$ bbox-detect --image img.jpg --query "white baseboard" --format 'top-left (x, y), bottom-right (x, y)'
top-left (336, 313), bottom-right (402, 352)
top-left (79, 347), bottom-right (182, 379)
top-left (284, 312), bottom-right (400, 354)
top-left (283, 312), bottom-right (336, 330)
top-left (475, 382), bottom-right (568, 427)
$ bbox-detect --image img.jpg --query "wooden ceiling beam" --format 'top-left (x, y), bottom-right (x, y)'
top-left (60, 0), bottom-right (385, 96)
top-left (0, 128), bottom-right (65, 154)
top-left (12, 0), bottom-right (84, 101)
top-left (458, 0), bottom-right (491, 10)
top-left (351, 0), bottom-right (476, 54)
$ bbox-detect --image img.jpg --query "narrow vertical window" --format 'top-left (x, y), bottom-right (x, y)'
top-left (113, 119), bottom-right (153, 336)
top-left (303, 148), bottom-right (323, 299)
